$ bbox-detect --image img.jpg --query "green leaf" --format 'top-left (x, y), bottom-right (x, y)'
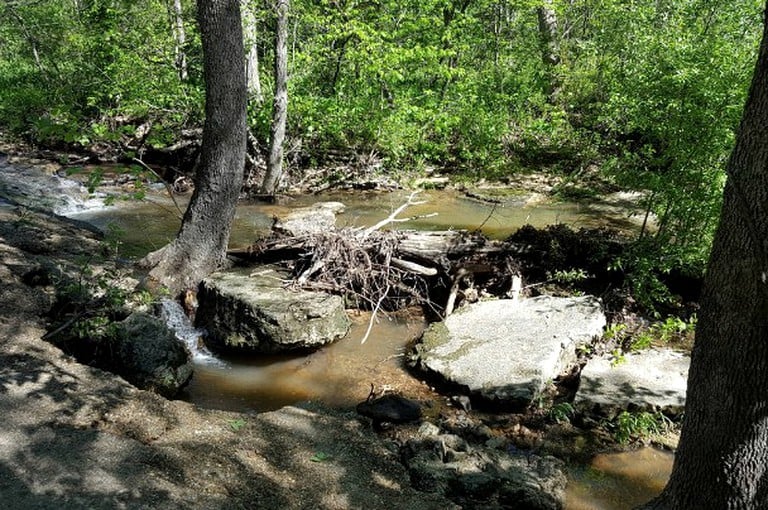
top-left (227, 418), bottom-right (247, 432)
top-left (310, 451), bottom-right (330, 462)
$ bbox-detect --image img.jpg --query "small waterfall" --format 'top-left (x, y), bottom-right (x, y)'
top-left (0, 161), bottom-right (107, 215)
top-left (54, 177), bottom-right (107, 215)
top-left (158, 299), bottom-right (228, 368)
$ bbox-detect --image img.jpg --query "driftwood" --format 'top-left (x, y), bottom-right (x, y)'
top-left (227, 194), bottom-right (522, 332)
top-left (229, 227), bottom-right (519, 319)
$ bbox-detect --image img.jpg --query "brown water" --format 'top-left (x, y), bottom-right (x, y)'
top-left (72, 188), bottom-right (644, 257)
top-left (178, 310), bottom-right (427, 413)
top-left (566, 448), bottom-right (674, 509)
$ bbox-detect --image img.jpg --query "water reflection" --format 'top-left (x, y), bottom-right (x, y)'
top-left (179, 311), bottom-right (426, 413)
top-left (71, 188), bottom-right (644, 258)
top-left (566, 448), bottom-right (673, 509)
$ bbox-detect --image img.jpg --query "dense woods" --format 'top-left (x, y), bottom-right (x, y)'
top-left (0, 0), bottom-right (764, 305)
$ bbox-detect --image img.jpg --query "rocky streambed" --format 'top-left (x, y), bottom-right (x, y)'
top-left (0, 155), bottom-right (688, 509)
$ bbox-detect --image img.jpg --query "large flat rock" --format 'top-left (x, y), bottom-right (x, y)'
top-left (412, 295), bottom-right (606, 408)
top-left (197, 266), bottom-right (350, 354)
top-left (575, 348), bottom-right (690, 416)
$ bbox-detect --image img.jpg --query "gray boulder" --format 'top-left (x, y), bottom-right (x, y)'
top-left (273, 201), bottom-right (345, 236)
top-left (402, 429), bottom-right (566, 510)
top-left (111, 312), bottom-right (193, 398)
top-left (412, 295), bottom-right (605, 408)
top-left (196, 266), bottom-right (350, 354)
top-left (575, 348), bottom-right (690, 418)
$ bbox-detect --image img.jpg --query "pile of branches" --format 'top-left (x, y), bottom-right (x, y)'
top-left (246, 227), bottom-right (442, 316)
top-left (232, 193), bottom-right (523, 332)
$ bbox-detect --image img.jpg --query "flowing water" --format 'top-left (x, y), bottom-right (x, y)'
top-left (70, 188), bottom-right (645, 257)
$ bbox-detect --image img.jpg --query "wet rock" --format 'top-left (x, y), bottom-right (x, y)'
top-left (111, 312), bottom-right (193, 398)
top-left (273, 201), bottom-right (345, 236)
top-left (575, 348), bottom-right (690, 418)
top-left (401, 433), bottom-right (566, 510)
top-left (411, 296), bottom-right (606, 409)
top-left (0, 158), bottom-right (106, 215)
top-left (356, 393), bottom-right (423, 425)
top-left (196, 266), bottom-right (350, 354)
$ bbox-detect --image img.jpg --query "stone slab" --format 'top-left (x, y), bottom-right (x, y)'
top-left (575, 348), bottom-right (690, 416)
top-left (412, 295), bottom-right (606, 408)
top-left (196, 266), bottom-right (350, 354)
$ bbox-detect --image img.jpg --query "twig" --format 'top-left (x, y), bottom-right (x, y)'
top-left (361, 283), bottom-right (390, 344)
top-left (477, 202), bottom-right (498, 231)
top-left (359, 191), bottom-right (433, 239)
top-left (132, 157), bottom-right (184, 219)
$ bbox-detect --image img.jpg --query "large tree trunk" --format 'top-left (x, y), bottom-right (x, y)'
top-left (141, 0), bottom-right (246, 296)
top-left (638, 5), bottom-right (768, 509)
top-left (260, 0), bottom-right (289, 196)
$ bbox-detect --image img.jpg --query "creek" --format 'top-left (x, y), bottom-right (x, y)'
top-left (61, 180), bottom-right (668, 509)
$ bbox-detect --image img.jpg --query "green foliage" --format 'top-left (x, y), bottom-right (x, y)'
top-left (565, 0), bottom-right (762, 274)
top-left (309, 451), bottom-right (331, 462)
top-left (548, 402), bottom-right (575, 424)
top-left (228, 418), bottom-right (247, 432)
top-left (548, 268), bottom-right (589, 286)
top-left (610, 410), bottom-right (672, 445)
top-left (629, 315), bottom-right (697, 352)
top-left (47, 227), bottom-right (157, 358)
top-left (603, 323), bottom-right (627, 342)
top-left (0, 0), bottom-right (203, 148)
top-left (0, 0), bottom-right (763, 277)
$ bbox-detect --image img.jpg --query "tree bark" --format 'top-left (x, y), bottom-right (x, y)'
top-left (141, 0), bottom-right (247, 296)
top-left (260, 0), bottom-right (289, 196)
top-left (242, 0), bottom-right (263, 103)
top-left (171, 0), bottom-right (189, 81)
top-left (537, 0), bottom-right (560, 101)
top-left (637, 5), bottom-right (768, 508)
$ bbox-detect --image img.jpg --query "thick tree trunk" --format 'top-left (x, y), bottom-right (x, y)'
top-left (638, 5), bottom-right (768, 509)
top-left (171, 0), bottom-right (189, 81)
top-left (141, 0), bottom-right (246, 296)
top-left (242, 1), bottom-right (263, 103)
top-left (260, 0), bottom-right (289, 196)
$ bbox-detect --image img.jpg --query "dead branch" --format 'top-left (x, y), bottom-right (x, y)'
top-left (359, 191), bottom-right (435, 239)
top-left (227, 192), bottom-right (522, 323)
top-left (132, 157), bottom-right (184, 219)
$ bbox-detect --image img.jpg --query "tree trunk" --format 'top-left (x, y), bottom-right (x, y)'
top-left (260, 0), bottom-right (289, 196)
top-left (141, 0), bottom-right (247, 296)
top-left (637, 5), bottom-right (768, 508)
top-left (537, 0), bottom-right (560, 101)
top-left (242, 1), bottom-right (263, 103)
top-left (171, 0), bottom-right (189, 81)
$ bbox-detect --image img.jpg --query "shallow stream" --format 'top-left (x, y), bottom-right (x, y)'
top-left (60, 179), bottom-right (669, 509)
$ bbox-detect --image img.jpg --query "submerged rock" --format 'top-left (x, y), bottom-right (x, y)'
top-left (273, 201), bottom-right (345, 236)
top-left (111, 312), bottom-right (193, 398)
top-left (575, 348), bottom-right (690, 418)
top-left (411, 295), bottom-right (606, 409)
top-left (196, 266), bottom-right (350, 354)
